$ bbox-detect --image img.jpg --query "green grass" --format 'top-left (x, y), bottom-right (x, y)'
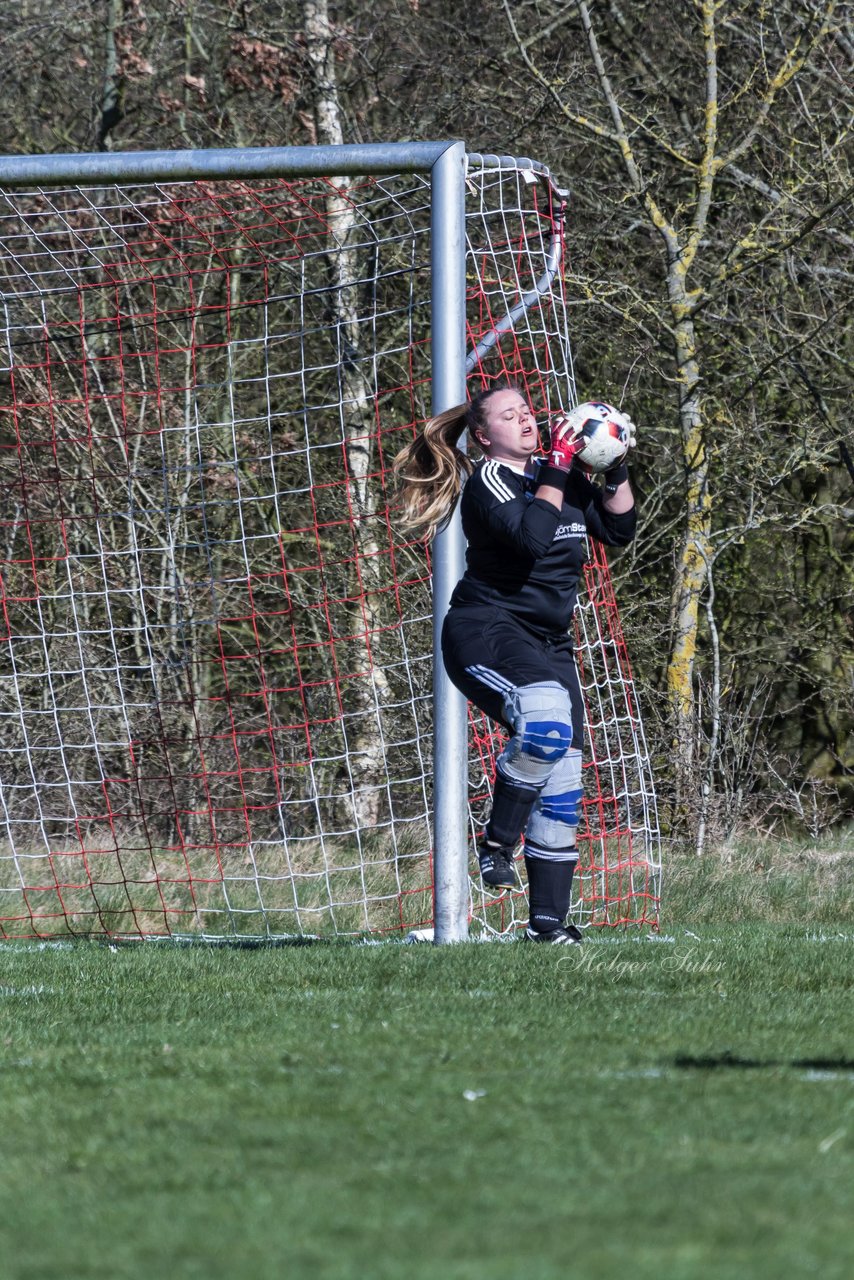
top-left (1, 913), bottom-right (852, 1279)
top-left (663, 828), bottom-right (854, 924)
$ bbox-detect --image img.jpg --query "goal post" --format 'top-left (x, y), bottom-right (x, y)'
top-left (0, 142), bottom-right (660, 943)
top-left (428, 143), bottom-right (469, 944)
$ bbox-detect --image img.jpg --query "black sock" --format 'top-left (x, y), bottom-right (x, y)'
top-left (524, 855), bottom-right (576, 933)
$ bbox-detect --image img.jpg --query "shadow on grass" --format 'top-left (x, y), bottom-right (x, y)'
top-left (673, 1051), bottom-right (854, 1071)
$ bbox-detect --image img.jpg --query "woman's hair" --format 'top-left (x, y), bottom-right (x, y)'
top-left (392, 383), bottom-right (513, 542)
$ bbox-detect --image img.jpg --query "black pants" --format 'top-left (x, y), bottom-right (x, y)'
top-left (442, 604), bottom-right (582, 926)
top-left (441, 603), bottom-right (583, 747)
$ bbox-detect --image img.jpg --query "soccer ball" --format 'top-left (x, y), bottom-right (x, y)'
top-left (561, 401), bottom-right (632, 473)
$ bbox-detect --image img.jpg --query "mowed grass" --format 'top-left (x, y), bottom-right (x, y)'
top-left (1, 844), bottom-right (852, 1280)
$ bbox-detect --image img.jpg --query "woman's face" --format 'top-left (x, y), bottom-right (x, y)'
top-left (475, 389), bottom-right (539, 466)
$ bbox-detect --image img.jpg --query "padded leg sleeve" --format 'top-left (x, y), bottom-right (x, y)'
top-left (524, 748), bottom-right (582, 860)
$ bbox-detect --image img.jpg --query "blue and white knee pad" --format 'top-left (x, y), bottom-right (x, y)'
top-left (497, 680), bottom-right (574, 788)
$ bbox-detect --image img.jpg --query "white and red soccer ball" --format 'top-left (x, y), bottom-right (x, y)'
top-left (553, 401), bottom-right (633, 473)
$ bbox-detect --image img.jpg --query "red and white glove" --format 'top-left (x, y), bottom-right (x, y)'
top-left (545, 414), bottom-right (586, 473)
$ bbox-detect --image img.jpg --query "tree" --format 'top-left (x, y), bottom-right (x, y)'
top-left (302, 0), bottom-right (395, 827)
top-left (1, 0), bottom-right (851, 834)
top-left (499, 0), bottom-right (852, 796)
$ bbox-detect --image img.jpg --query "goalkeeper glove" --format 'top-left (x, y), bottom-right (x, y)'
top-left (546, 414), bottom-right (586, 473)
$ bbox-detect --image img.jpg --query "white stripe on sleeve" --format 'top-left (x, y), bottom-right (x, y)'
top-left (479, 461), bottom-right (516, 504)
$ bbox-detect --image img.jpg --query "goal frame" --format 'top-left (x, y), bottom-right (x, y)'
top-left (0, 140), bottom-right (472, 941)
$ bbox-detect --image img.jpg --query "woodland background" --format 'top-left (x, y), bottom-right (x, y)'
top-left (1, 0), bottom-right (852, 844)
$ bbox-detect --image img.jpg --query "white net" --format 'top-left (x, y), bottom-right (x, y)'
top-left (0, 156), bottom-right (660, 941)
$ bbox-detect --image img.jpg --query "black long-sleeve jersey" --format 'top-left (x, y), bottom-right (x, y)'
top-left (448, 459), bottom-right (637, 635)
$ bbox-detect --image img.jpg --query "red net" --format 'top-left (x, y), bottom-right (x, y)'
top-left (0, 162), bottom-right (659, 940)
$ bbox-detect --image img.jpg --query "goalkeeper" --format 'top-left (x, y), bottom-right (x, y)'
top-left (394, 383), bottom-right (636, 944)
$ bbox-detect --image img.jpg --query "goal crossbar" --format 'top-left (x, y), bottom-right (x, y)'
top-left (0, 143), bottom-right (458, 187)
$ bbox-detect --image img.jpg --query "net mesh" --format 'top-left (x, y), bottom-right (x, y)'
top-left (0, 157), bottom-right (660, 941)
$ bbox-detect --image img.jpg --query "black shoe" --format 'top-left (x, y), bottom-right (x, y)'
top-left (478, 841), bottom-right (519, 890)
top-left (524, 923), bottom-right (584, 945)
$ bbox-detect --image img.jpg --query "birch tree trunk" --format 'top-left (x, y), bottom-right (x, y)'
top-left (304, 0), bottom-right (392, 829)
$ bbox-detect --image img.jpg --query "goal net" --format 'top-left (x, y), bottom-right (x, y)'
top-left (0, 151), bottom-right (660, 941)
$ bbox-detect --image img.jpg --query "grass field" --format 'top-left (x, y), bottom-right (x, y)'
top-left (1, 836), bottom-right (852, 1280)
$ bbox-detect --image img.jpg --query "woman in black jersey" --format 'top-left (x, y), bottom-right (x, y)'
top-left (394, 384), bottom-right (637, 944)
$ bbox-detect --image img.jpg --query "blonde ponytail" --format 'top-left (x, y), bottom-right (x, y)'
top-left (393, 384), bottom-right (512, 542)
top-left (392, 403), bottom-right (475, 543)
